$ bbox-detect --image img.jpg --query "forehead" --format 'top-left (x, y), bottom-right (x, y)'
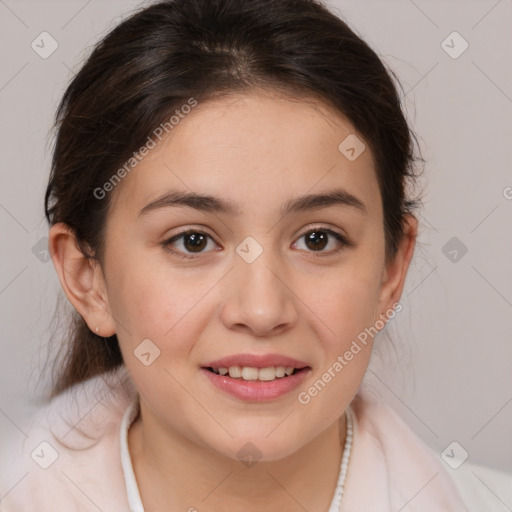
top-left (109, 90), bottom-right (380, 221)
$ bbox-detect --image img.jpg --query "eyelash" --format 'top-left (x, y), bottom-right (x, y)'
top-left (161, 225), bottom-right (354, 260)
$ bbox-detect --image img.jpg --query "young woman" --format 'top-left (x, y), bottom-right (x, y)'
top-left (1, 0), bottom-right (508, 510)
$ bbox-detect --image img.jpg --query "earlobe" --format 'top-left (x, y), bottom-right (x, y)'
top-left (48, 222), bottom-right (116, 337)
top-left (376, 214), bottom-right (418, 318)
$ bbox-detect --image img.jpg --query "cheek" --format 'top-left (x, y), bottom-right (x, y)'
top-left (110, 266), bottom-right (211, 413)
top-left (108, 257), bottom-right (218, 364)
top-left (107, 249), bottom-right (174, 330)
top-left (301, 258), bottom-right (383, 346)
top-left (294, 264), bottom-right (382, 428)
top-left (300, 220), bottom-right (385, 340)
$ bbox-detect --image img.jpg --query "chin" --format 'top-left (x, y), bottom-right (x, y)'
top-left (212, 435), bottom-right (302, 464)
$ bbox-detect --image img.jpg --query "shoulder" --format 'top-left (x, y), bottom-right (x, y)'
top-left (348, 389), bottom-right (512, 511)
top-left (0, 366), bottom-right (137, 512)
top-left (440, 458), bottom-right (512, 512)
top-left (346, 389), bottom-right (469, 510)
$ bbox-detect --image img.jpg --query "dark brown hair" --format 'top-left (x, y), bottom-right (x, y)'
top-left (44, 0), bottom-right (423, 400)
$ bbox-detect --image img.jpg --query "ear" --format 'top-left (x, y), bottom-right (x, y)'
top-left (376, 214), bottom-right (418, 319)
top-left (48, 222), bottom-right (116, 337)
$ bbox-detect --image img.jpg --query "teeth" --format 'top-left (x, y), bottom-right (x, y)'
top-left (275, 366), bottom-right (286, 378)
top-left (241, 367), bottom-right (259, 380)
top-left (210, 366), bottom-right (299, 381)
top-left (228, 366), bottom-right (242, 378)
top-left (258, 367), bottom-right (277, 381)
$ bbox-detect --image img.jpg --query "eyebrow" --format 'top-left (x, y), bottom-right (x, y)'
top-left (137, 188), bottom-right (367, 219)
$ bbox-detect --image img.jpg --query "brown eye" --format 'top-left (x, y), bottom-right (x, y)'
top-left (293, 227), bottom-right (352, 255)
top-left (304, 230), bottom-right (329, 251)
top-left (181, 232), bottom-right (208, 252)
top-left (162, 230), bottom-right (217, 259)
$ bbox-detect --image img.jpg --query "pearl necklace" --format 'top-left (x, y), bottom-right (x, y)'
top-left (329, 405), bottom-right (354, 511)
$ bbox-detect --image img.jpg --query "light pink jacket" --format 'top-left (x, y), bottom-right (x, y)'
top-left (0, 367), bottom-right (470, 511)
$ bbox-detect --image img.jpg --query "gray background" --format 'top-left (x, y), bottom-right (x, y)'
top-left (1, 0), bottom-right (511, 477)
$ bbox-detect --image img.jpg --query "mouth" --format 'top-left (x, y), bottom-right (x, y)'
top-left (202, 365), bottom-right (309, 381)
top-left (200, 364), bottom-right (312, 402)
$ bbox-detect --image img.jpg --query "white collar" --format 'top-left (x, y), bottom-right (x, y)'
top-left (120, 396), bottom-right (145, 512)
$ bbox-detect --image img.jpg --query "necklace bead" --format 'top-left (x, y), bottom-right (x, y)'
top-left (329, 405), bottom-right (354, 511)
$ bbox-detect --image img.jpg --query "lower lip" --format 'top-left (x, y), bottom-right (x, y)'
top-left (200, 367), bottom-right (311, 402)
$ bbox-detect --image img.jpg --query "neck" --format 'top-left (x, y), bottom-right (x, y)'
top-left (128, 403), bottom-right (348, 512)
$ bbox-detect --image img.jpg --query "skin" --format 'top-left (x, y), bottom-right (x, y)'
top-left (49, 90), bottom-right (417, 511)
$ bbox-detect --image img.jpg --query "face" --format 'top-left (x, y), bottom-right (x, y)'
top-left (52, 90), bottom-right (415, 462)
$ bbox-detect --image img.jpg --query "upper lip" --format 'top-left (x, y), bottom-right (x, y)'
top-left (202, 353), bottom-right (310, 369)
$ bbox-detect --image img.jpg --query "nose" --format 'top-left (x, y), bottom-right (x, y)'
top-left (220, 248), bottom-right (299, 337)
